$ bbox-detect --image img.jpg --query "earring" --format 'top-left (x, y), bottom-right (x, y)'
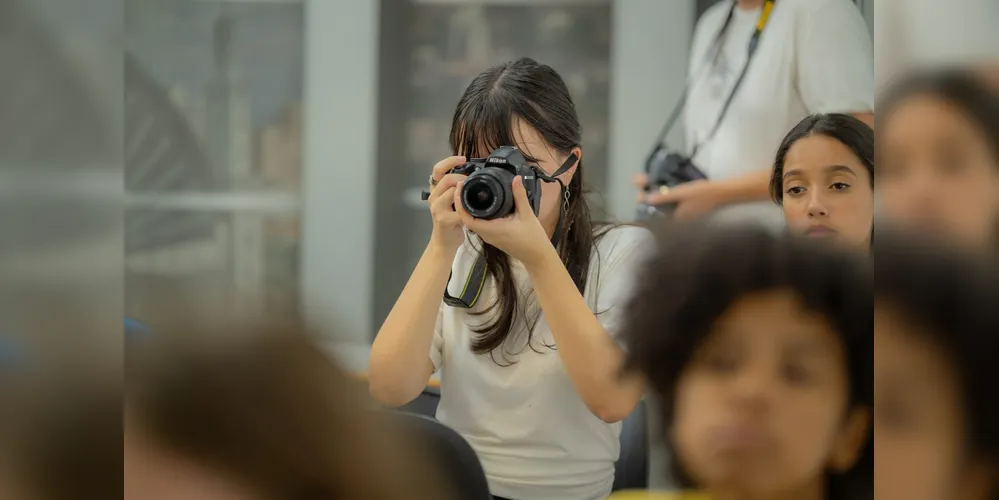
top-left (563, 189), bottom-right (571, 215)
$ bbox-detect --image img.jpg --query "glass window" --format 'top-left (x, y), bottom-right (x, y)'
top-left (406, 2), bottom-right (612, 194)
top-left (125, 0), bottom-right (304, 322)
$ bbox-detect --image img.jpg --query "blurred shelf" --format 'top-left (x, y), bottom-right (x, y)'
top-left (126, 191), bottom-right (301, 214)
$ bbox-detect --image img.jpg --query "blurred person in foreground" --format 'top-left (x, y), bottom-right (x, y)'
top-left (0, 367), bottom-right (120, 500)
top-left (369, 58), bottom-right (653, 500)
top-left (877, 69), bottom-right (999, 251)
top-left (769, 113), bottom-right (874, 250)
top-left (619, 224), bottom-right (873, 500)
top-left (122, 322), bottom-right (453, 500)
top-left (636, 0), bottom-right (873, 224)
top-left (873, 231), bottom-right (999, 500)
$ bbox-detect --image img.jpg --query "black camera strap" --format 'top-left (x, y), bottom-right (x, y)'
top-left (645, 0), bottom-right (777, 168)
top-left (443, 153), bottom-right (577, 308)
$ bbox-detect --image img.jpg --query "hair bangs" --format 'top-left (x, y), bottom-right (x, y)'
top-left (449, 93), bottom-right (540, 162)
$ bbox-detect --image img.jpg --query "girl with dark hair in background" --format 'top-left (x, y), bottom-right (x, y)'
top-left (769, 113), bottom-right (875, 249)
top-left (873, 232), bottom-right (999, 500)
top-left (878, 68), bottom-right (999, 251)
top-left (621, 225), bottom-right (873, 500)
top-left (369, 57), bottom-right (653, 500)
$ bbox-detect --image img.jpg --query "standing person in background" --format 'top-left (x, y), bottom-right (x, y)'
top-left (637, 0), bottom-right (874, 225)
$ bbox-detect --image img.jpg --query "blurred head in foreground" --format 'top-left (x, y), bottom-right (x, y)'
top-left (0, 370), bottom-right (120, 500)
top-left (124, 322), bottom-right (452, 500)
top-left (873, 231), bottom-right (999, 500)
top-left (877, 68), bottom-right (999, 251)
top-left (622, 225), bottom-right (873, 500)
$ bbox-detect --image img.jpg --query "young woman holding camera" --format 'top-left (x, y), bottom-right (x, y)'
top-left (369, 58), bottom-right (653, 500)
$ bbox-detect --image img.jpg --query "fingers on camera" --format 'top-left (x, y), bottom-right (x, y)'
top-left (431, 156), bottom-right (466, 182)
top-left (430, 186), bottom-right (457, 212)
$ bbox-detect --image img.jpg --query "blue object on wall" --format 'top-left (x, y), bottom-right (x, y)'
top-left (0, 336), bottom-right (24, 367)
top-left (125, 317), bottom-right (150, 337)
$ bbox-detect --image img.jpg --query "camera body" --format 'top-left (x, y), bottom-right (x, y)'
top-left (636, 145), bottom-right (708, 220)
top-left (422, 146), bottom-right (543, 220)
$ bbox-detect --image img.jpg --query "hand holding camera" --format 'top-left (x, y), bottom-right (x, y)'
top-left (422, 146), bottom-right (544, 218)
top-left (421, 146), bottom-right (551, 265)
top-left (426, 155), bottom-right (469, 256)
top-left (635, 146), bottom-right (709, 220)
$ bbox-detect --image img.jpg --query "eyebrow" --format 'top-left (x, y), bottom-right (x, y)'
top-left (783, 164), bottom-right (858, 180)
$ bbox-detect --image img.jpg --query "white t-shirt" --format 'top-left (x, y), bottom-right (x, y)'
top-left (684, 0), bottom-right (874, 226)
top-left (429, 225), bottom-right (655, 500)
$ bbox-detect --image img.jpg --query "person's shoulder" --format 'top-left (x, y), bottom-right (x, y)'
top-left (595, 224), bottom-right (657, 259)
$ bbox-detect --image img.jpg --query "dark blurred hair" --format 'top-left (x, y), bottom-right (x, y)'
top-left (621, 224), bottom-right (873, 500)
top-left (449, 57), bottom-right (608, 363)
top-left (878, 68), bottom-right (999, 162)
top-left (873, 229), bottom-right (999, 489)
top-left (125, 322), bottom-right (453, 500)
top-left (769, 113), bottom-right (875, 206)
top-left (1, 380), bottom-right (121, 500)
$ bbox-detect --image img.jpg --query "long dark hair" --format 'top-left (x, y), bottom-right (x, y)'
top-left (769, 113), bottom-right (875, 206)
top-left (449, 58), bottom-right (602, 362)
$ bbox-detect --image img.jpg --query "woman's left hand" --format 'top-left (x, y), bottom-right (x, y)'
top-left (455, 175), bottom-right (553, 266)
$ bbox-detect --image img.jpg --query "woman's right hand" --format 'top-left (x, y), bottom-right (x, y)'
top-left (427, 155), bottom-right (468, 255)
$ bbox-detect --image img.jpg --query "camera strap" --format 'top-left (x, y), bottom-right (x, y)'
top-left (645, 0), bottom-right (777, 168)
top-left (442, 153), bottom-right (578, 308)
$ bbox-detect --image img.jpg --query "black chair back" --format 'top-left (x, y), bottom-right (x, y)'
top-left (389, 410), bottom-right (492, 500)
top-left (612, 400), bottom-right (650, 491)
top-left (400, 385), bottom-right (441, 418)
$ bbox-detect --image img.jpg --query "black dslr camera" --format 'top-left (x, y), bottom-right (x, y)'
top-left (635, 145), bottom-right (708, 220)
top-left (421, 146), bottom-right (543, 220)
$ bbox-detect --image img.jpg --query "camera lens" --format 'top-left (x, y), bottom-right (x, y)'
top-left (465, 183), bottom-right (494, 212)
top-left (461, 168), bottom-right (514, 219)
